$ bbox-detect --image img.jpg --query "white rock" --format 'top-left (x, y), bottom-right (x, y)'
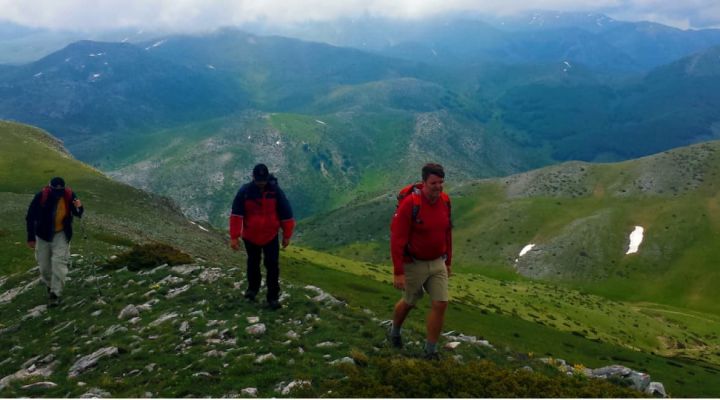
top-left (170, 265), bottom-right (203, 275)
top-left (22, 304), bottom-right (47, 320)
top-left (80, 387), bottom-right (111, 398)
top-left (166, 284), bottom-right (191, 299)
top-left (149, 312), bottom-right (179, 327)
top-left (179, 321), bottom-right (189, 333)
top-left (241, 387), bottom-right (258, 397)
top-left (68, 347), bottom-right (118, 378)
top-left (21, 381), bottom-right (58, 389)
top-left (285, 330), bottom-right (299, 340)
top-left (276, 380), bottom-right (311, 395)
top-left (444, 341), bottom-right (461, 350)
top-left (118, 304), bottom-right (139, 320)
top-left (254, 353), bottom-right (276, 363)
top-left (316, 341), bottom-right (339, 348)
top-left (330, 357), bottom-right (355, 365)
top-left (646, 382), bottom-right (667, 398)
top-left (245, 323), bottom-right (266, 336)
top-left (246, 316), bottom-right (260, 324)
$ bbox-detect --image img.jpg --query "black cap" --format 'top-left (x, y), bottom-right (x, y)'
top-left (252, 164), bottom-right (269, 182)
top-left (50, 177), bottom-right (65, 189)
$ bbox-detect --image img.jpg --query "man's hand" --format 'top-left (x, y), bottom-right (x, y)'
top-left (282, 237), bottom-right (290, 248)
top-left (27, 241), bottom-right (36, 249)
top-left (393, 274), bottom-right (405, 290)
top-left (230, 237), bottom-right (240, 251)
top-left (446, 264), bottom-right (452, 277)
top-left (73, 198), bottom-right (82, 208)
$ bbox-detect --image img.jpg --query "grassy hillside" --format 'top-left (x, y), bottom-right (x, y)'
top-left (1, 121), bottom-right (669, 397)
top-left (107, 103), bottom-right (550, 225)
top-left (0, 120), bottom-right (233, 274)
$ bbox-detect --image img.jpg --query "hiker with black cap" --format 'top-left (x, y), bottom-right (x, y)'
top-left (229, 164), bottom-right (295, 310)
top-left (25, 177), bottom-right (84, 307)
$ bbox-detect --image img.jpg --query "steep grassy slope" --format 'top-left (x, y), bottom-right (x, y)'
top-left (298, 141), bottom-right (720, 317)
top-left (1, 121), bottom-right (664, 397)
top-left (0, 120), bottom-right (231, 274)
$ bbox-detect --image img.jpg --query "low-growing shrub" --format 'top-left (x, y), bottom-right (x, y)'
top-left (102, 243), bottom-right (193, 271)
top-left (316, 357), bottom-right (646, 398)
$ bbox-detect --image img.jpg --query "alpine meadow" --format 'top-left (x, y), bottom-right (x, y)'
top-left (2, 6), bottom-right (720, 398)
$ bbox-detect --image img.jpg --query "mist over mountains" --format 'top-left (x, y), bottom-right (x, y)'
top-left (2, 12), bottom-right (720, 222)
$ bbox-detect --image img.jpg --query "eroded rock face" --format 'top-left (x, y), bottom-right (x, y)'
top-left (68, 347), bottom-right (119, 378)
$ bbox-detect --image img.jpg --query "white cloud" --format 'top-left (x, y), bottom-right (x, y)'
top-left (0, 0), bottom-right (718, 31)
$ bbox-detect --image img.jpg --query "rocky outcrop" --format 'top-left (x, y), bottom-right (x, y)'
top-left (68, 347), bottom-right (119, 378)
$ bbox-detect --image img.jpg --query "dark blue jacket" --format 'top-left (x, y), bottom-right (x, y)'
top-left (26, 187), bottom-right (84, 242)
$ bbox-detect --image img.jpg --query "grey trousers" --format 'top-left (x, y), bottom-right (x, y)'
top-left (36, 234), bottom-right (70, 296)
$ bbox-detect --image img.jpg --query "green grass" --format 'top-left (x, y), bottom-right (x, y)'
top-left (281, 251), bottom-right (720, 397)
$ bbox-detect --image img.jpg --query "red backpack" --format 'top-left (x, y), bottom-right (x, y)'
top-left (40, 186), bottom-right (73, 207)
top-left (396, 183), bottom-right (451, 225)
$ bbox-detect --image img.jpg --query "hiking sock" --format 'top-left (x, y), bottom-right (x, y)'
top-left (424, 341), bottom-right (437, 354)
top-left (390, 324), bottom-right (402, 337)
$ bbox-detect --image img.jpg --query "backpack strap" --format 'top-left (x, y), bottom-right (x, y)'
top-left (410, 188), bottom-right (422, 224)
top-left (40, 186), bottom-right (73, 207)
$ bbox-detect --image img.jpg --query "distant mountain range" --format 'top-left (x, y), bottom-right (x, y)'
top-left (1, 14), bottom-right (720, 222)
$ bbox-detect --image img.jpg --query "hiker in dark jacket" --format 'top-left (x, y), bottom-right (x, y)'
top-left (26, 177), bottom-right (84, 306)
top-left (229, 164), bottom-right (295, 310)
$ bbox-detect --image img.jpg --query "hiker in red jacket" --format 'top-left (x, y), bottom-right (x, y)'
top-left (229, 164), bottom-right (295, 310)
top-left (389, 163), bottom-right (452, 359)
top-left (26, 177), bottom-right (84, 307)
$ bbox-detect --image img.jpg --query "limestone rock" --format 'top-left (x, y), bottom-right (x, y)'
top-left (80, 387), bottom-right (112, 398)
top-left (646, 382), bottom-right (668, 398)
top-left (304, 285), bottom-right (343, 306)
top-left (170, 265), bottom-right (203, 275)
top-left (0, 361), bottom-right (59, 391)
top-left (254, 353), bottom-right (276, 363)
top-left (444, 341), bottom-right (461, 350)
top-left (149, 312), bottom-right (179, 327)
top-left (22, 304), bottom-right (47, 321)
top-left (245, 323), bottom-right (266, 336)
top-left (241, 387), bottom-right (258, 397)
top-left (166, 284), bottom-right (191, 299)
top-left (119, 304), bottom-right (140, 320)
top-left (68, 347), bottom-right (119, 378)
top-left (275, 380), bottom-right (311, 395)
top-left (21, 381), bottom-right (58, 389)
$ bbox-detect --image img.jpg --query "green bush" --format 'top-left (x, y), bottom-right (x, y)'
top-left (102, 243), bottom-right (193, 271)
top-left (315, 357), bottom-right (646, 398)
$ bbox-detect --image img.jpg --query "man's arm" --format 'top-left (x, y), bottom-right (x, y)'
top-left (229, 187), bottom-right (246, 250)
top-left (25, 193), bottom-right (40, 247)
top-left (71, 191), bottom-right (84, 217)
top-left (390, 199), bottom-right (413, 277)
top-left (276, 188), bottom-right (295, 248)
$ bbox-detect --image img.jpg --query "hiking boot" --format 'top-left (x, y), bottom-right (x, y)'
top-left (424, 351), bottom-right (441, 361)
top-left (48, 292), bottom-right (61, 308)
top-left (244, 290), bottom-right (257, 302)
top-left (268, 300), bottom-right (281, 310)
top-left (387, 332), bottom-right (403, 349)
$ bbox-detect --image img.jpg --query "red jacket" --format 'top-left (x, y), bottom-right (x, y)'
top-left (229, 179), bottom-right (294, 246)
top-left (390, 190), bottom-right (452, 276)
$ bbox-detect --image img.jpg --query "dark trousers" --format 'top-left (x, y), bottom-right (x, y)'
top-left (243, 235), bottom-right (280, 301)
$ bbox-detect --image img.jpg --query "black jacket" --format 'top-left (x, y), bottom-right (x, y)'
top-left (26, 187), bottom-right (84, 242)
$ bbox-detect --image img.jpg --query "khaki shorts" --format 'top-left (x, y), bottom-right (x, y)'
top-left (402, 257), bottom-right (449, 305)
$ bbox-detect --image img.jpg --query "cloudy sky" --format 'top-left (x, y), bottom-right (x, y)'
top-left (0, 0), bottom-right (718, 31)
